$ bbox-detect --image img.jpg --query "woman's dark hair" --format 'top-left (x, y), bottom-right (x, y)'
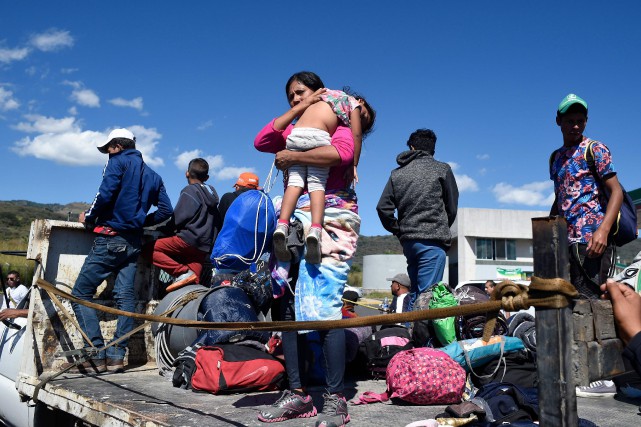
top-left (343, 87), bottom-right (376, 139)
top-left (110, 137), bottom-right (136, 150)
top-left (285, 71), bottom-right (325, 98)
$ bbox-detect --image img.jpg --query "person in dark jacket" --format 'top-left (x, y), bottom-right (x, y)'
top-left (151, 158), bottom-right (221, 292)
top-left (376, 129), bottom-right (458, 310)
top-left (70, 128), bottom-right (173, 374)
top-left (218, 172), bottom-right (260, 222)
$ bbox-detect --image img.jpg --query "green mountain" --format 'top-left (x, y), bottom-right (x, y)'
top-left (0, 200), bottom-right (90, 243)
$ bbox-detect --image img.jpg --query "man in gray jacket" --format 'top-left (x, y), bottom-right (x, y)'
top-left (376, 129), bottom-right (458, 309)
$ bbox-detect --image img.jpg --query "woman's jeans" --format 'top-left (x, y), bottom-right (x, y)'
top-left (71, 234), bottom-right (141, 360)
top-left (402, 239), bottom-right (446, 311)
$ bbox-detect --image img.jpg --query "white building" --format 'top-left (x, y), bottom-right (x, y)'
top-left (448, 207), bottom-right (549, 284)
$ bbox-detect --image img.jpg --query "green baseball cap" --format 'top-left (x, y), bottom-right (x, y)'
top-left (558, 93), bottom-right (588, 114)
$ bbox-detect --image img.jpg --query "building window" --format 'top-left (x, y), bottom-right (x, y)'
top-left (476, 238), bottom-right (494, 260)
top-left (476, 238), bottom-right (516, 260)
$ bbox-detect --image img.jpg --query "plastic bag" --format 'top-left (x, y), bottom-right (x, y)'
top-left (428, 282), bottom-right (458, 346)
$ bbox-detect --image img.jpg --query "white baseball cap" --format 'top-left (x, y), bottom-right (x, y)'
top-left (97, 128), bottom-right (135, 153)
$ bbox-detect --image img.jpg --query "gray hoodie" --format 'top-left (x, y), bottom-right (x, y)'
top-left (376, 150), bottom-right (458, 248)
top-left (174, 183), bottom-right (222, 252)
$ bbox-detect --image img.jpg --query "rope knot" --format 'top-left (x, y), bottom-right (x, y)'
top-left (492, 280), bottom-right (530, 312)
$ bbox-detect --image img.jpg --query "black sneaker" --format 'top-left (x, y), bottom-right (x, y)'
top-left (106, 358), bottom-right (125, 373)
top-left (258, 390), bottom-right (317, 423)
top-left (315, 393), bottom-right (350, 427)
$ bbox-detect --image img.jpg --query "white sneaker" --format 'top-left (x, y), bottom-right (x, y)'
top-left (576, 380), bottom-right (616, 398)
top-left (273, 223), bottom-right (291, 262)
top-left (305, 227), bottom-right (322, 264)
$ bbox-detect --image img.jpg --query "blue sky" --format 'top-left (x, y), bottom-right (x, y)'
top-left (1, 1), bottom-right (639, 236)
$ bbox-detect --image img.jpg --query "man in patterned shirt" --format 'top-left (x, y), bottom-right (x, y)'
top-left (549, 94), bottom-right (624, 299)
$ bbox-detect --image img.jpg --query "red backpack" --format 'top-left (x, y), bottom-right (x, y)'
top-left (191, 344), bottom-right (285, 394)
top-left (352, 347), bottom-right (465, 405)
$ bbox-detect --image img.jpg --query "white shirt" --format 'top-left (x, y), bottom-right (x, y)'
top-left (1, 284), bottom-right (29, 309)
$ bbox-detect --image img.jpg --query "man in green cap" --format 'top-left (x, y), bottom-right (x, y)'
top-left (549, 94), bottom-right (624, 299)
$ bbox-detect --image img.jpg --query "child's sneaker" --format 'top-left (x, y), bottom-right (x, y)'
top-left (305, 226), bottom-right (322, 264)
top-left (257, 389), bottom-right (317, 422)
top-left (315, 392), bottom-right (350, 427)
top-left (576, 380), bottom-right (616, 398)
top-left (273, 223), bottom-right (291, 262)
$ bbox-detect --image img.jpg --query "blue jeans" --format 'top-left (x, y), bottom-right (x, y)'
top-left (402, 239), bottom-right (446, 311)
top-left (71, 234), bottom-right (141, 360)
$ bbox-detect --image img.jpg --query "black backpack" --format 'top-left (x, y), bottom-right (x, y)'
top-left (359, 326), bottom-right (413, 378)
top-left (454, 285), bottom-right (507, 340)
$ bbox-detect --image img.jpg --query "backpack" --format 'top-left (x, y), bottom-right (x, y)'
top-left (196, 285), bottom-right (270, 347)
top-left (584, 141), bottom-right (638, 246)
top-left (191, 344), bottom-right (286, 394)
top-left (359, 326), bottom-right (413, 378)
top-left (352, 347), bottom-right (466, 405)
top-left (454, 285), bottom-right (508, 340)
top-left (211, 189), bottom-right (277, 272)
top-left (549, 142), bottom-right (638, 247)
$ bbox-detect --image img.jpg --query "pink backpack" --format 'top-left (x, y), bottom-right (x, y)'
top-left (352, 347), bottom-right (466, 405)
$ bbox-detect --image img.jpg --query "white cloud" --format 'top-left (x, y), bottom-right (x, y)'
top-left (60, 68), bottom-right (78, 74)
top-left (13, 114), bottom-right (75, 133)
top-left (30, 29), bottom-right (74, 52)
top-left (0, 87), bottom-right (20, 111)
top-left (0, 46), bottom-right (30, 64)
top-left (68, 106), bottom-right (78, 115)
top-left (128, 125), bottom-right (164, 167)
top-left (71, 88), bottom-right (100, 107)
top-left (64, 81), bottom-right (100, 108)
top-left (174, 149), bottom-right (253, 180)
top-left (25, 66), bottom-right (37, 76)
top-left (492, 181), bottom-right (555, 206)
top-left (456, 175), bottom-right (479, 192)
top-left (215, 166), bottom-right (256, 181)
top-left (108, 97), bottom-right (143, 111)
top-left (11, 115), bottom-right (164, 167)
top-left (197, 119), bottom-right (213, 131)
top-left (476, 153), bottom-right (490, 160)
top-left (447, 162), bottom-right (479, 192)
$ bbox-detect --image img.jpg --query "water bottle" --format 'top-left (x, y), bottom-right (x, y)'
top-left (381, 297), bottom-right (390, 312)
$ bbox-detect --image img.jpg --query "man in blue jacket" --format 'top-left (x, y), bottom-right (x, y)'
top-left (69, 128), bottom-right (173, 374)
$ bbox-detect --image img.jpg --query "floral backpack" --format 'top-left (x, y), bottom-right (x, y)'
top-left (351, 347), bottom-right (466, 405)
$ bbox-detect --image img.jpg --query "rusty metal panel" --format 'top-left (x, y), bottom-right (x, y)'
top-left (20, 220), bottom-right (163, 382)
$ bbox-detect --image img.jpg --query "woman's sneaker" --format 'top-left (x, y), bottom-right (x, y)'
top-left (576, 380), bottom-right (616, 397)
top-left (273, 223), bottom-right (291, 262)
top-left (305, 226), bottom-right (322, 264)
top-left (257, 389), bottom-right (317, 422)
top-left (315, 393), bottom-right (350, 427)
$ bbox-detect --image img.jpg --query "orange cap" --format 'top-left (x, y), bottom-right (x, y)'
top-left (235, 172), bottom-right (259, 189)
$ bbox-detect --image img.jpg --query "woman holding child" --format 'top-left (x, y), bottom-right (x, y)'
top-left (254, 71), bottom-right (372, 427)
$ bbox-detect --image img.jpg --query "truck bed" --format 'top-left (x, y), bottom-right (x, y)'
top-left (16, 364), bottom-right (641, 427)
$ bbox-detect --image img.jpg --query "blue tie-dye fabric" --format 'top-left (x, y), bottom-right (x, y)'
top-left (271, 192), bottom-right (360, 329)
